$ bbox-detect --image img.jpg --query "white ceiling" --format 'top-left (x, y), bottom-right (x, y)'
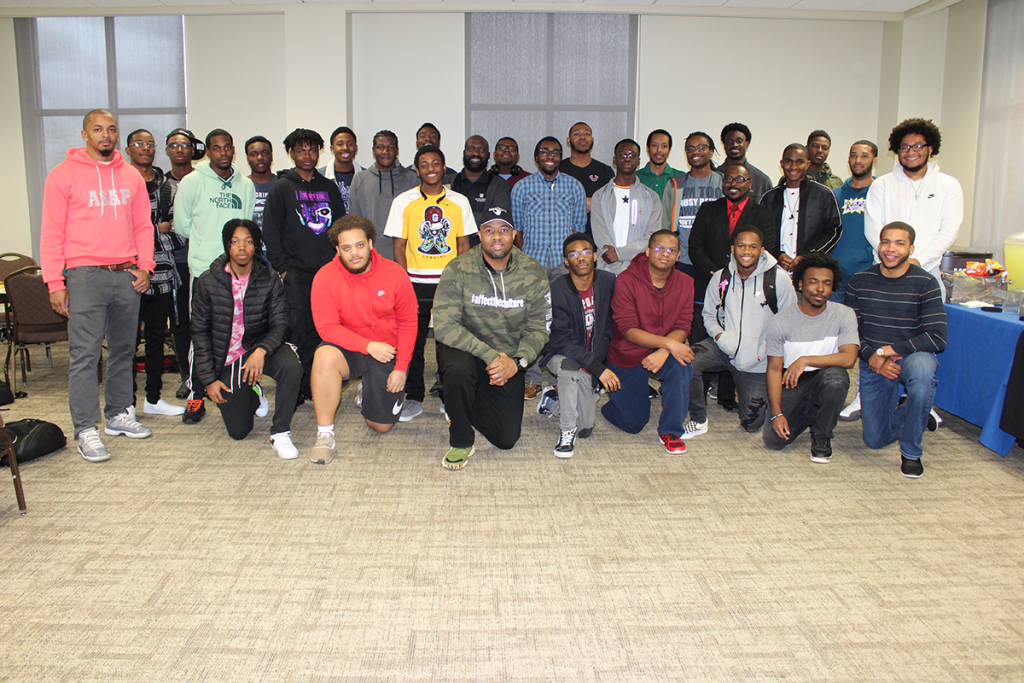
top-left (0, 0), bottom-right (941, 12)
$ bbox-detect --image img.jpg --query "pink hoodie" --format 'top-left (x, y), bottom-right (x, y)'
top-left (40, 147), bottom-right (156, 293)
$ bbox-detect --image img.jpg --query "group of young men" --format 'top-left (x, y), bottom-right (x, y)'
top-left (40, 111), bottom-right (961, 477)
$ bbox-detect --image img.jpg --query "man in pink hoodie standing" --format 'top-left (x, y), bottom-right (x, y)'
top-left (41, 109), bottom-right (156, 463)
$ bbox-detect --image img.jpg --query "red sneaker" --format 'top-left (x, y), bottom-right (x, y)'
top-left (660, 433), bottom-right (687, 454)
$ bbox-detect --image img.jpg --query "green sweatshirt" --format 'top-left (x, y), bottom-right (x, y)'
top-left (172, 160), bottom-right (256, 277)
top-left (433, 246), bottom-right (551, 365)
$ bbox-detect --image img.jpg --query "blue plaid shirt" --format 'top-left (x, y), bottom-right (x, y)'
top-left (511, 171), bottom-right (586, 270)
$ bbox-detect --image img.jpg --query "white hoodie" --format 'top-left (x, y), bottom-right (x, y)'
top-left (864, 161), bottom-right (963, 276)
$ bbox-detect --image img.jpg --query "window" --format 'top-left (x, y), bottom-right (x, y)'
top-left (465, 13), bottom-right (638, 171)
top-left (15, 16), bottom-right (186, 250)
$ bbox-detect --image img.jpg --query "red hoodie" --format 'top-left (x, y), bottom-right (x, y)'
top-left (607, 252), bottom-right (694, 369)
top-left (40, 148), bottom-right (155, 293)
top-left (311, 249), bottom-right (419, 372)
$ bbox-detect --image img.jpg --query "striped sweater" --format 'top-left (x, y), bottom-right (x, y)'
top-left (845, 264), bottom-right (946, 362)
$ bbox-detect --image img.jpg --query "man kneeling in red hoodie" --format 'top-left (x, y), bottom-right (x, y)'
top-left (602, 229), bottom-right (696, 454)
top-left (309, 216), bottom-right (419, 464)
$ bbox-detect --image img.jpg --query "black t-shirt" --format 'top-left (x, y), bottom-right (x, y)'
top-left (558, 159), bottom-right (614, 235)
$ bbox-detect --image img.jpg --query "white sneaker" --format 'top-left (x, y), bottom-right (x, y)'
top-left (254, 384), bottom-right (269, 417)
top-left (127, 404), bottom-right (136, 421)
top-left (683, 420), bottom-right (709, 437)
top-left (271, 432), bottom-right (299, 460)
top-left (930, 408), bottom-right (943, 428)
top-left (77, 427), bottom-right (111, 462)
top-left (144, 399), bottom-right (186, 416)
top-left (354, 382), bottom-right (363, 408)
top-left (839, 392), bottom-right (861, 422)
top-left (105, 410), bottom-right (153, 439)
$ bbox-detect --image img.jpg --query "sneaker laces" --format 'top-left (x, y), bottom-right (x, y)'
top-left (558, 429), bottom-right (576, 447)
top-left (315, 432), bottom-right (335, 448)
top-left (186, 399), bottom-right (203, 412)
top-left (80, 429), bottom-right (103, 450)
top-left (111, 411), bottom-right (142, 429)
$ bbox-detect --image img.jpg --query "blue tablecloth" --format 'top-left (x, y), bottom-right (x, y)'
top-left (934, 304), bottom-right (1024, 456)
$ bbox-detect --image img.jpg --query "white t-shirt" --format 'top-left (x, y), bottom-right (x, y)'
top-left (612, 184), bottom-right (631, 247)
top-left (780, 187), bottom-right (800, 257)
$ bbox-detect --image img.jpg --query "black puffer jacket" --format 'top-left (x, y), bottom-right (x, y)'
top-left (191, 253), bottom-right (290, 388)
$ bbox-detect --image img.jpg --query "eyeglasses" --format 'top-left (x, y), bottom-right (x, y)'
top-left (167, 142), bottom-right (192, 151)
top-left (617, 151), bottom-right (639, 160)
top-left (651, 246), bottom-right (678, 255)
top-left (684, 144), bottom-right (710, 153)
top-left (898, 143), bottom-right (929, 152)
top-left (566, 249), bottom-right (594, 259)
top-left (130, 141), bottom-right (156, 149)
top-left (538, 149), bottom-right (562, 158)
top-left (723, 175), bottom-right (750, 184)
top-left (496, 145), bottom-right (518, 153)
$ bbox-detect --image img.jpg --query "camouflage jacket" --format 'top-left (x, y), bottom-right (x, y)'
top-left (434, 246), bottom-right (551, 365)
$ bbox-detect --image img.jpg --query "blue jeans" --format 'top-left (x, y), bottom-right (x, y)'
top-left (859, 353), bottom-right (938, 459)
top-left (602, 356), bottom-right (692, 436)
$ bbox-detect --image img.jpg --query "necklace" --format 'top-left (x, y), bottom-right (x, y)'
top-left (784, 189), bottom-right (799, 220)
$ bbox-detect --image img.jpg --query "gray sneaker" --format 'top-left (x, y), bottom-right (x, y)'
top-left (105, 410), bottom-right (153, 439)
top-left (399, 399), bottom-right (423, 423)
top-left (77, 427), bottom-right (111, 462)
top-left (310, 432), bottom-right (335, 464)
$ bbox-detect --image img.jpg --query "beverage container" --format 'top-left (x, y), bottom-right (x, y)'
top-left (1005, 232), bottom-right (1024, 291)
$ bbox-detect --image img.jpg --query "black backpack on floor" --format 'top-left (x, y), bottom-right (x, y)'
top-left (1, 419), bottom-right (66, 466)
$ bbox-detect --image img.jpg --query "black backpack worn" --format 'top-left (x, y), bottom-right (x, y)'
top-left (1, 419), bottom-right (66, 466)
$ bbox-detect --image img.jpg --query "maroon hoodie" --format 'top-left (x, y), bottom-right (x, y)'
top-left (607, 252), bottom-right (694, 369)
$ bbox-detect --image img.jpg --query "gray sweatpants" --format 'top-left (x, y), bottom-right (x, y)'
top-left (66, 267), bottom-right (141, 438)
top-left (544, 354), bottom-right (598, 433)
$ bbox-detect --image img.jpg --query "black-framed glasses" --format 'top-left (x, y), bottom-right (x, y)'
top-left (898, 143), bottom-right (929, 152)
top-left (130, 141), bottom-right (156, 149)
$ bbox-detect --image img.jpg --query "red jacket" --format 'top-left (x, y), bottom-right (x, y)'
top-left (311, 249), bottom-right (418, 372)
top-left (607, 253), bottom-right (694, 369)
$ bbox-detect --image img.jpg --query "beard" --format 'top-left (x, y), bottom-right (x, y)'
top-left (882, 252), bottom-right (910, 270)
top-left (341, 255), bottom-right (371, 274)
top-left (463, 153), bottom-right (487, 173)
top-left (483, 242), bottom-right (512, 262)
top-left (901, 161), bottom-right (927, 175)
top-left (851, 167), bottom-right (872, 179)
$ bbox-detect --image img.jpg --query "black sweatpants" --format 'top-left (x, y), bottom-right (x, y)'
top-left (216, 345), bottom-right (302, 440)
top-left (443, 347), bottom-right (525, 450)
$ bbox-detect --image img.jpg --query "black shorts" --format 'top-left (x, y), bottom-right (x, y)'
top-left (319, 342), bottom-right (405, 425)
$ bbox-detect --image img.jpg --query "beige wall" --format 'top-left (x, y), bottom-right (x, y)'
top-left (0, 18), bottom-right (34, 257)
top-left (350, 12), bottom-right (466, 171)
top-left (638, 14), bottom-right (884, 183)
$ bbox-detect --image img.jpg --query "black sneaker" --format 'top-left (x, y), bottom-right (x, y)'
top-left (900, 454), bottom-right (924, 479)
top-left (648, 385), bottom-right (659, 399)
top-left (577, 427), bottom-right (593, 439)
top-left (719, 398), bottom-right (739, 412)
top-left (810, 436), bottom-right (832, 464)
top-left (182, 398), bottom-right (206, 424)
top-left (927, 412), bottom-right (938, 432)
top-left (554, 429), bottom-right (576, 458)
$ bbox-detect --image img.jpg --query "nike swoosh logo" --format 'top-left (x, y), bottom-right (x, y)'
top-left (393, 401), bottom-right (403, 415)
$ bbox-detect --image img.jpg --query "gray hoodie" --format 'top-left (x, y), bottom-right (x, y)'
top-left (348, 164), bottom-right (419, 260)
top-left (702, 250), bottom-right (797, 373)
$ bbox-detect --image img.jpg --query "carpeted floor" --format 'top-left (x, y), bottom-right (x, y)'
top-left (2, 343), bottom-right (1023, 682)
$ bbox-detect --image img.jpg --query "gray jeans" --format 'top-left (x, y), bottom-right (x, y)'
top-left (543, 354), bottom-right (598, 433)
top-left (687, 338), bottom-right (768, 431)
top-left (66, 267), bottom-right (142, 437)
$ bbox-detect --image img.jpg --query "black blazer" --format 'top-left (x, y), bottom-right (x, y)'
top-left (759, 177), bottom-right (843, 258)
top-left (689, 197), bottom-right (776, 303)
top-left (542, 270), bottom-right (616, 389)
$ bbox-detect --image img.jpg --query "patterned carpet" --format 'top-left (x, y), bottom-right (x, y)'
top-left (2, 343), bottom-right (1023, 682)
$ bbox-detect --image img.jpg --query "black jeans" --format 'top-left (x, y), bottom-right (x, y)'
top-left (763, 367), bottom-right (849, 449)
top-left (140, 290), bottom-right (176, 404)
top-left (216, 344), bottom-right (302, 439)
top-left (283, 270), bottom-right (320, 396)
top-left (408, 282), bottom-right (446, 403)
top-left (443, 347), bottom-right (525, 450)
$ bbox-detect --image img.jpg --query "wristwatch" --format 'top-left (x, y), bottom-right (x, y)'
top-left (514, 357), bottom-right (528, 372)
top-left (875, 348), bottom-right (886, 357)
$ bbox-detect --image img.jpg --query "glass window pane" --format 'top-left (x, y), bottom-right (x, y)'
top-left (114, 16), bottom-right (186, 109)
top-left (468, 13), bottom-right (548, 106)
top-left (552, 14), bottom-right (632, 106)
top-left (42, 116), bottom-right (89, 177)
top-left (36, 17), bottom-right (108, 110)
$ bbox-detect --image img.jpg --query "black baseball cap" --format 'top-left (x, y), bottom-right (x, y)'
top-left (480, 206), bottom-right (514, 229)
top-left (165, 128), bottom-right (206, 161)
